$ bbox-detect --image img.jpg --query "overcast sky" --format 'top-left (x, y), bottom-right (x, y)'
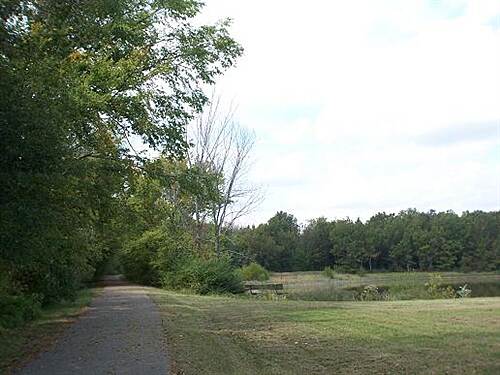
top-left (198, 0), bottom-right (500, 225)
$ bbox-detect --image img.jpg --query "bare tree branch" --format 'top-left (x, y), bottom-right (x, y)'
top-left (187, 94), bottom-right (263, 255)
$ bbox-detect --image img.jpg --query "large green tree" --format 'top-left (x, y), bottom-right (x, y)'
top-left (0, 0), bottom-right (242, 302)
top-left (299, 217), bottom-right (333, 270)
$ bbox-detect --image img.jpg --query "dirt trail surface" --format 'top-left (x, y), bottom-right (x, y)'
top-left (17, 283), bottom-right (169, 375)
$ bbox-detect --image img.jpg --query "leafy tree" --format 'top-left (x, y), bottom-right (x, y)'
top-left (365, 212), bottom-right (394, 270)
top-left (232, 212), bottom-right (300, 272)
top-left (0, 0), bottom-right (242, 304)
top-left (300, 217), bottom-right (334, 270)
top-left (330, 219), bottom-right (368, 271)
top-left (460, 211), bottom-right (499, 271)
top-left (265, 212), bottom-right (300, 271)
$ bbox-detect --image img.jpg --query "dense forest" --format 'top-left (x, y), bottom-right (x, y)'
top-left (231, 210), bottom-right (500, 273)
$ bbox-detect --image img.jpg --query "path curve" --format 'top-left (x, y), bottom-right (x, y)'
top-left (18, 284), bottom-right (169, 375)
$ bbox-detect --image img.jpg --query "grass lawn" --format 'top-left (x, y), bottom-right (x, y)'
top-left (150, 289), bottom-right (500, 375)
top-left (0, 288), bottom-right (98, 373)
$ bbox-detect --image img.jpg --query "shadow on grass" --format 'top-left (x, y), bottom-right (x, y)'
top-left (0, 288), bottom-right (96, 374)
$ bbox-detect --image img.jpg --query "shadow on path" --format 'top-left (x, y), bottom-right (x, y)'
top-left (17, 277), bottom-right (169, 375)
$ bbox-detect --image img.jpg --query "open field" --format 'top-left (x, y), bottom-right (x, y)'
top-left (150, 289), bottom-right (500, 375)
top-left (0, 288), bottom-right (96, 373)
top-left (269, 271), bottom-right (500, 301)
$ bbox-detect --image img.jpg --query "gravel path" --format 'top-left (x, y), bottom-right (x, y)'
top-left (18, 285), bottom-right (169, 375)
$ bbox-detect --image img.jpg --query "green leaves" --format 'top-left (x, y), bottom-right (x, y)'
top-left (1, 0), bottom-right (242, 304)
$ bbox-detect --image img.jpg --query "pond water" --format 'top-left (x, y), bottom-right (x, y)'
top-left (459, 281), bottom-right (500, 297)
top-left (349, 281), bottom-right (500, 299)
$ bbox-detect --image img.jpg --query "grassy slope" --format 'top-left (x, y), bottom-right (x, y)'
top-left (150, 289), bottom-right (500, 375)
top-left (0, 288), bottom-right (97, 373)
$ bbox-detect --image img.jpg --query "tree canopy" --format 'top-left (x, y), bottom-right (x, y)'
top-left (232, 209), bottom-right (499, 273)
top-left (0, 0), bottom-right (242, 304)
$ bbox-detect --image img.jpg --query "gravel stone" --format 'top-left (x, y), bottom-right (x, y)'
top-left (17, 285), bottom-right (169, 375)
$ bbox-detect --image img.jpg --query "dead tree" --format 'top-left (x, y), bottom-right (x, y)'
top-left (187, 96), bottom-right (262, 255)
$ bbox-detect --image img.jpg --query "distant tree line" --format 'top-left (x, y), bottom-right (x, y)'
top-left (230, 210), bottom-right (500, 272)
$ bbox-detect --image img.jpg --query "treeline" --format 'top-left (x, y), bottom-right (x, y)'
top-left (230, 210), bottom-right (500, 273)
top-left (0, 0), bottom-right (242, 325)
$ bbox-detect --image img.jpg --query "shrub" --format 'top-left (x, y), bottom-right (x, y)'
top-left (122, 226), bottom-right (197, 287)
top-left (0, 293), bottom-right (41, 328)
top-left (159, 255), bottom-right (197, 291)
top-left (0, 267), bottom-right (40, 328)
top-left (194, 257), bottom-right (244, 294)
top-left (163, 256), bottom-right (244, 294)
top-left (120, 229), bottom-right (164, 285)
top-left (425, 274), bottom-right (456, 299)
top-left (122, 228), bottom-right (243, 294)
top-left (357, 285), bottom-right (389, 301)
top-left (322, 266), bottom-right (337, 279)
top-left (239, 262), bottom-right (270, 281)
top-left (154, 230), bottom-right (195, 288)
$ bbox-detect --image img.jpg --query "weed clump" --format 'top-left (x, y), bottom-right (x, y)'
top-left (322, 266), bottom-right (337, 279)
top-left (356, 285), bottom-right (389, 301)
top-left (425, 274), bottom-right (456, 299)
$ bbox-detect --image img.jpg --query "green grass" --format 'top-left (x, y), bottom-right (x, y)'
top-left (270, 271), bottom-right (500, 301)
top-left (0, 288), bottom-right (98, 373)
top-left (150, 289), bottom-right (500, 374)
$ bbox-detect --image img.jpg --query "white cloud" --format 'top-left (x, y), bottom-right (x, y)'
top-left (199, 0), bottom-right (500, 225)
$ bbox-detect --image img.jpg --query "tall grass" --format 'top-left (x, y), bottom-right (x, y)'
top-left (275, 271), bottom-right (500, 302)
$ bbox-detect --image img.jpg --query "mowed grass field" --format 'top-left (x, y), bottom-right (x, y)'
top-left (150, 289), bottom-right (500, 375)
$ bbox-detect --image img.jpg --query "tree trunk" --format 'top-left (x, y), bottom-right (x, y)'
top-left (214, 224), bottom-right (221, 256)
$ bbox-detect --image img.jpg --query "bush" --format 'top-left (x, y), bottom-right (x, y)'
top-left (425, 274), bottom-right (456, 299)
top-left (239, 262), bottom-right (270, 281)
top-left (122, 228), bottom-right (243, 294)
top-left (159, 255), bottom-right (197, 291)
top-left (357, 285), bottom-right (389, 301)
top-left (162, 256), bottom-right (243, 294)
top-left (0, 293), bottom-right (41, 328)
top-left (194, 257), bottom-right (244, 294)
top-left (120, 229), bottom-right (164, 285)
top-left (153, 230), bottom-right (195, 287)
top-left (122, 227), bottom-right (196, 287)
top-left (322, 266), bottom-right (337, 279)
top-left (0, 267), bottom-right (40, 328)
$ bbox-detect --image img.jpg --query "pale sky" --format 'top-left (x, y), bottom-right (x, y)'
top-left (198, 0), bottom-right (500, 225)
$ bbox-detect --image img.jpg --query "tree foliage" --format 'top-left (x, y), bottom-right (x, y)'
top-left (0, 0), bottom-right (242, 311)
top-left (233, 209), bottom-right (499, 273)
